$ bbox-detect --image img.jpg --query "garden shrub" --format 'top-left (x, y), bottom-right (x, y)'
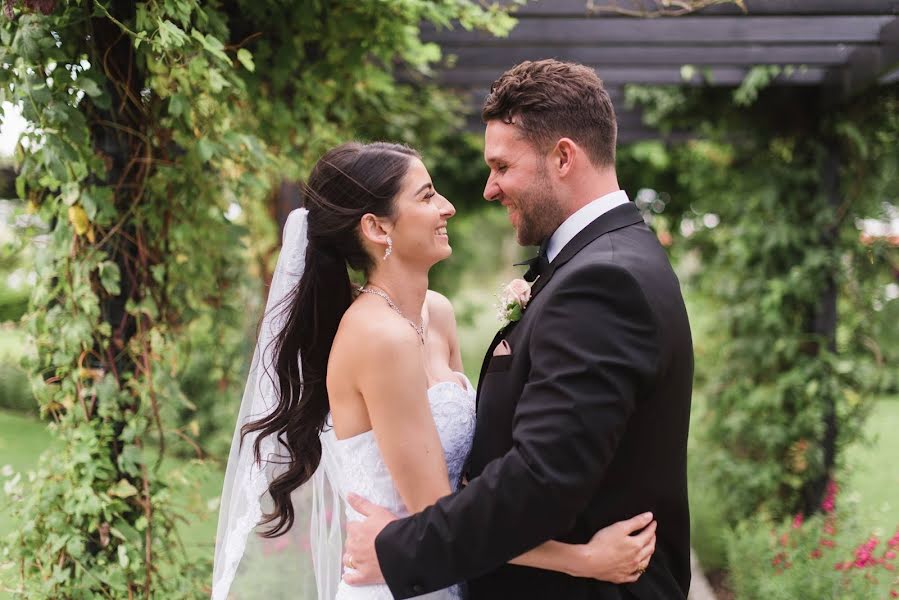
top-left (726, 481), bottom-right (899, 599)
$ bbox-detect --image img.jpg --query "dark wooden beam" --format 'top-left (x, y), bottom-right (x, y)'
top-left (438, 65), bottom-right (826, 86)
top-left (441, 44), bottom-right (858, 67)
top-left (824, 17), bottom-right (899, 97)
top-left (422, 16), bottom-right (894, 45)
top-left (507, 0), bottom-right (899, 17)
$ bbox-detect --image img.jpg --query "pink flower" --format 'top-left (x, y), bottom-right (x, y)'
top-left (792, 513), bottom-right (804, 529)
top-left (497, 278), bottom-right (534, 324)
top-left (262, 533), bottom-right (292, 555)
top-left (821, 479), bottom-right (839, 514)
top-left (851, 536), bottom-right (879, 568)
top-left (888, 529), bottom-right (899, 548)
top-left (503, 278), bottom-right (532, 307)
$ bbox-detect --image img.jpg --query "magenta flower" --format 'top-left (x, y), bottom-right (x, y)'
top-left (821, 479), bottom-right (839, 514)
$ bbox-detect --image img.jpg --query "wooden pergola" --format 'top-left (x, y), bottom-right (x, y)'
top-left (421, 0), bottom-right (899, 140)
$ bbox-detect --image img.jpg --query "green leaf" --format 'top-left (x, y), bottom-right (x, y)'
top-left (117, 544), bottom-right (129, 568)
top-left (108, 479), bottom-right (139, 499)
top-left (168, 93), bottom-right (189, 117)
top-left (196, 138), bottom-right (215, 162)
top-left (66, 536), bottom-right (85, 559)
top-left (192, 29), bottom-right (230, 63)
top-left (78, 77), bottom-right (103, 98)
top-left (61, 183), bottom-right (79, 206)
top-left (207, 68), bottom-right (230, 93)
top-left (98, 261), bottom-right (121, 296)
top-left (110, 521), bottom-right (142, 544)
top-left (236, 48), bottom-right (254, 72)
top-left (158, 19), bottom-right (189, 48)
top-left (117, 445), bottom-right (143, 476)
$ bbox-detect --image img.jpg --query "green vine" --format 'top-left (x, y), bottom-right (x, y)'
top-left (625, 83), bottom-right (899, 523)
top-left (0, 0), bottom-right (513, 596)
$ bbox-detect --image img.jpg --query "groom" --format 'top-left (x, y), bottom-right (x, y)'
top-left (345, 59), bottom-right (693, 599)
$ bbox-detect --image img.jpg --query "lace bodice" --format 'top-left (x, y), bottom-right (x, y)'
top-left (332, 374), bottom-right (475, 599)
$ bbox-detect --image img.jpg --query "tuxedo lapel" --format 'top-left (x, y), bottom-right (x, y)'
top-left (528, 202), bottom-right (644, 301)
top-left (476, 203), bottom-right (642, 407)
top-left (475, 329), bottom-right (505, 406)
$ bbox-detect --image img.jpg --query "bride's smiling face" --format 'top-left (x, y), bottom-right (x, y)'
top-left (383, 157), bottom-right (456, 267)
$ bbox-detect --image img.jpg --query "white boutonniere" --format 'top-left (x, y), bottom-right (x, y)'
top-left (497, 278), bottom-right (534, 325)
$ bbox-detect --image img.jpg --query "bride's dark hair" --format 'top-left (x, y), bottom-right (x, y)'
top-left (241, 141), bottom-right (420, 537)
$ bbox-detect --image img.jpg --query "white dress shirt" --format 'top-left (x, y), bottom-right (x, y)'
top-left (545, 190), bottom-right (630, 263)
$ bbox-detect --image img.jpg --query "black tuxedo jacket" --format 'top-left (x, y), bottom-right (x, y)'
top-left (376, 202), bottom-right (693, 599)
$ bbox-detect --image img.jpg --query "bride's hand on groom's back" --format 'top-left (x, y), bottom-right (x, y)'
top-left (575, 512), bottom-right (656, 583)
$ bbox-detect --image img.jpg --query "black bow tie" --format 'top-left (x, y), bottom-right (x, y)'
top-left (517, 240), bottom-right (551, 282)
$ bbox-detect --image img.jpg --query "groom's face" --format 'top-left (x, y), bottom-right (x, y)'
top-left (483, 120), bottom-right (565, 246)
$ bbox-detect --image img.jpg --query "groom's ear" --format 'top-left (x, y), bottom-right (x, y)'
top-left (551, 138), bottom-right (577, 178)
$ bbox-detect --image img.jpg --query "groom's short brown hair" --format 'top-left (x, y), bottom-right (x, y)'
top-left (481, 59), bottom-right (617, 167)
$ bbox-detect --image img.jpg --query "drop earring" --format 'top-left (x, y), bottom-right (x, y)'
top-left (383, 236), bottom-right (393, 260)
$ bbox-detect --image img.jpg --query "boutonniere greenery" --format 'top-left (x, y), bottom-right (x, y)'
top-left (497, 278), bottom-right (534, 325)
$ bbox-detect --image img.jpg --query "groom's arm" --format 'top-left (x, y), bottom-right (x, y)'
top-left (374, 263), bottom-right (661, 598)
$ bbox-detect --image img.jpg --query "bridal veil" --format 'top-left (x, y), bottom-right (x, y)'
top-left (212, 208), bottom-right (345, 600)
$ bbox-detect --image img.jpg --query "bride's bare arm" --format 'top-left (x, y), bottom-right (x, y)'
top-left (356, 322), bottom-right (453, 513)
top-left (508, 513), bottom-right (657, 582)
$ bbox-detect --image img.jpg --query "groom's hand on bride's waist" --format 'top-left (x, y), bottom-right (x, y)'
top-left (343, 493), bottom-right (397, 586)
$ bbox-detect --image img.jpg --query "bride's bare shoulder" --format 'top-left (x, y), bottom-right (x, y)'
top-left (335, 299), bottom-right (421, 358)
top-left (426, 289), bottom-right (457, 337)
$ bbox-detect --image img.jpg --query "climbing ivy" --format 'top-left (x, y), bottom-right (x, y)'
top-left (0, 1), bottom-right (514, 596)
top-left (625, 82), bottom-right (899, 523)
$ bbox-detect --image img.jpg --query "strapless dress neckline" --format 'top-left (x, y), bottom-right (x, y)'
top-left (333, 372), bottom-right (472, 444)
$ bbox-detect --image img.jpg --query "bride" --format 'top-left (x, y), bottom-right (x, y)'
top-left (212, 142), bottom-right (656, 599)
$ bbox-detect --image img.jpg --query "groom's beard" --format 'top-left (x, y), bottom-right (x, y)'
top-left (513, 169), bottom-right (565, 247)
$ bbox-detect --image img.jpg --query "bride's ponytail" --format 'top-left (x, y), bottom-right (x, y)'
top-left (241, 142), bottom-right (420, 537)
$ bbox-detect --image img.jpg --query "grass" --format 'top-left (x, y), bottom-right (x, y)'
top-left (0, 411), bottom-right (56, 491)
top-left (845, 394), bottom-right (899, 531)
top-left (0, 326), bottom-right (27, 360)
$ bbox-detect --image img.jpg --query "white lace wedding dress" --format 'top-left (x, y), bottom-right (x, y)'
top-left (332, 374), bottom-right (476, 600)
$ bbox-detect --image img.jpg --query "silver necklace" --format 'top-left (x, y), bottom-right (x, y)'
top-left (357, 285), bottom-right (425, 345)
